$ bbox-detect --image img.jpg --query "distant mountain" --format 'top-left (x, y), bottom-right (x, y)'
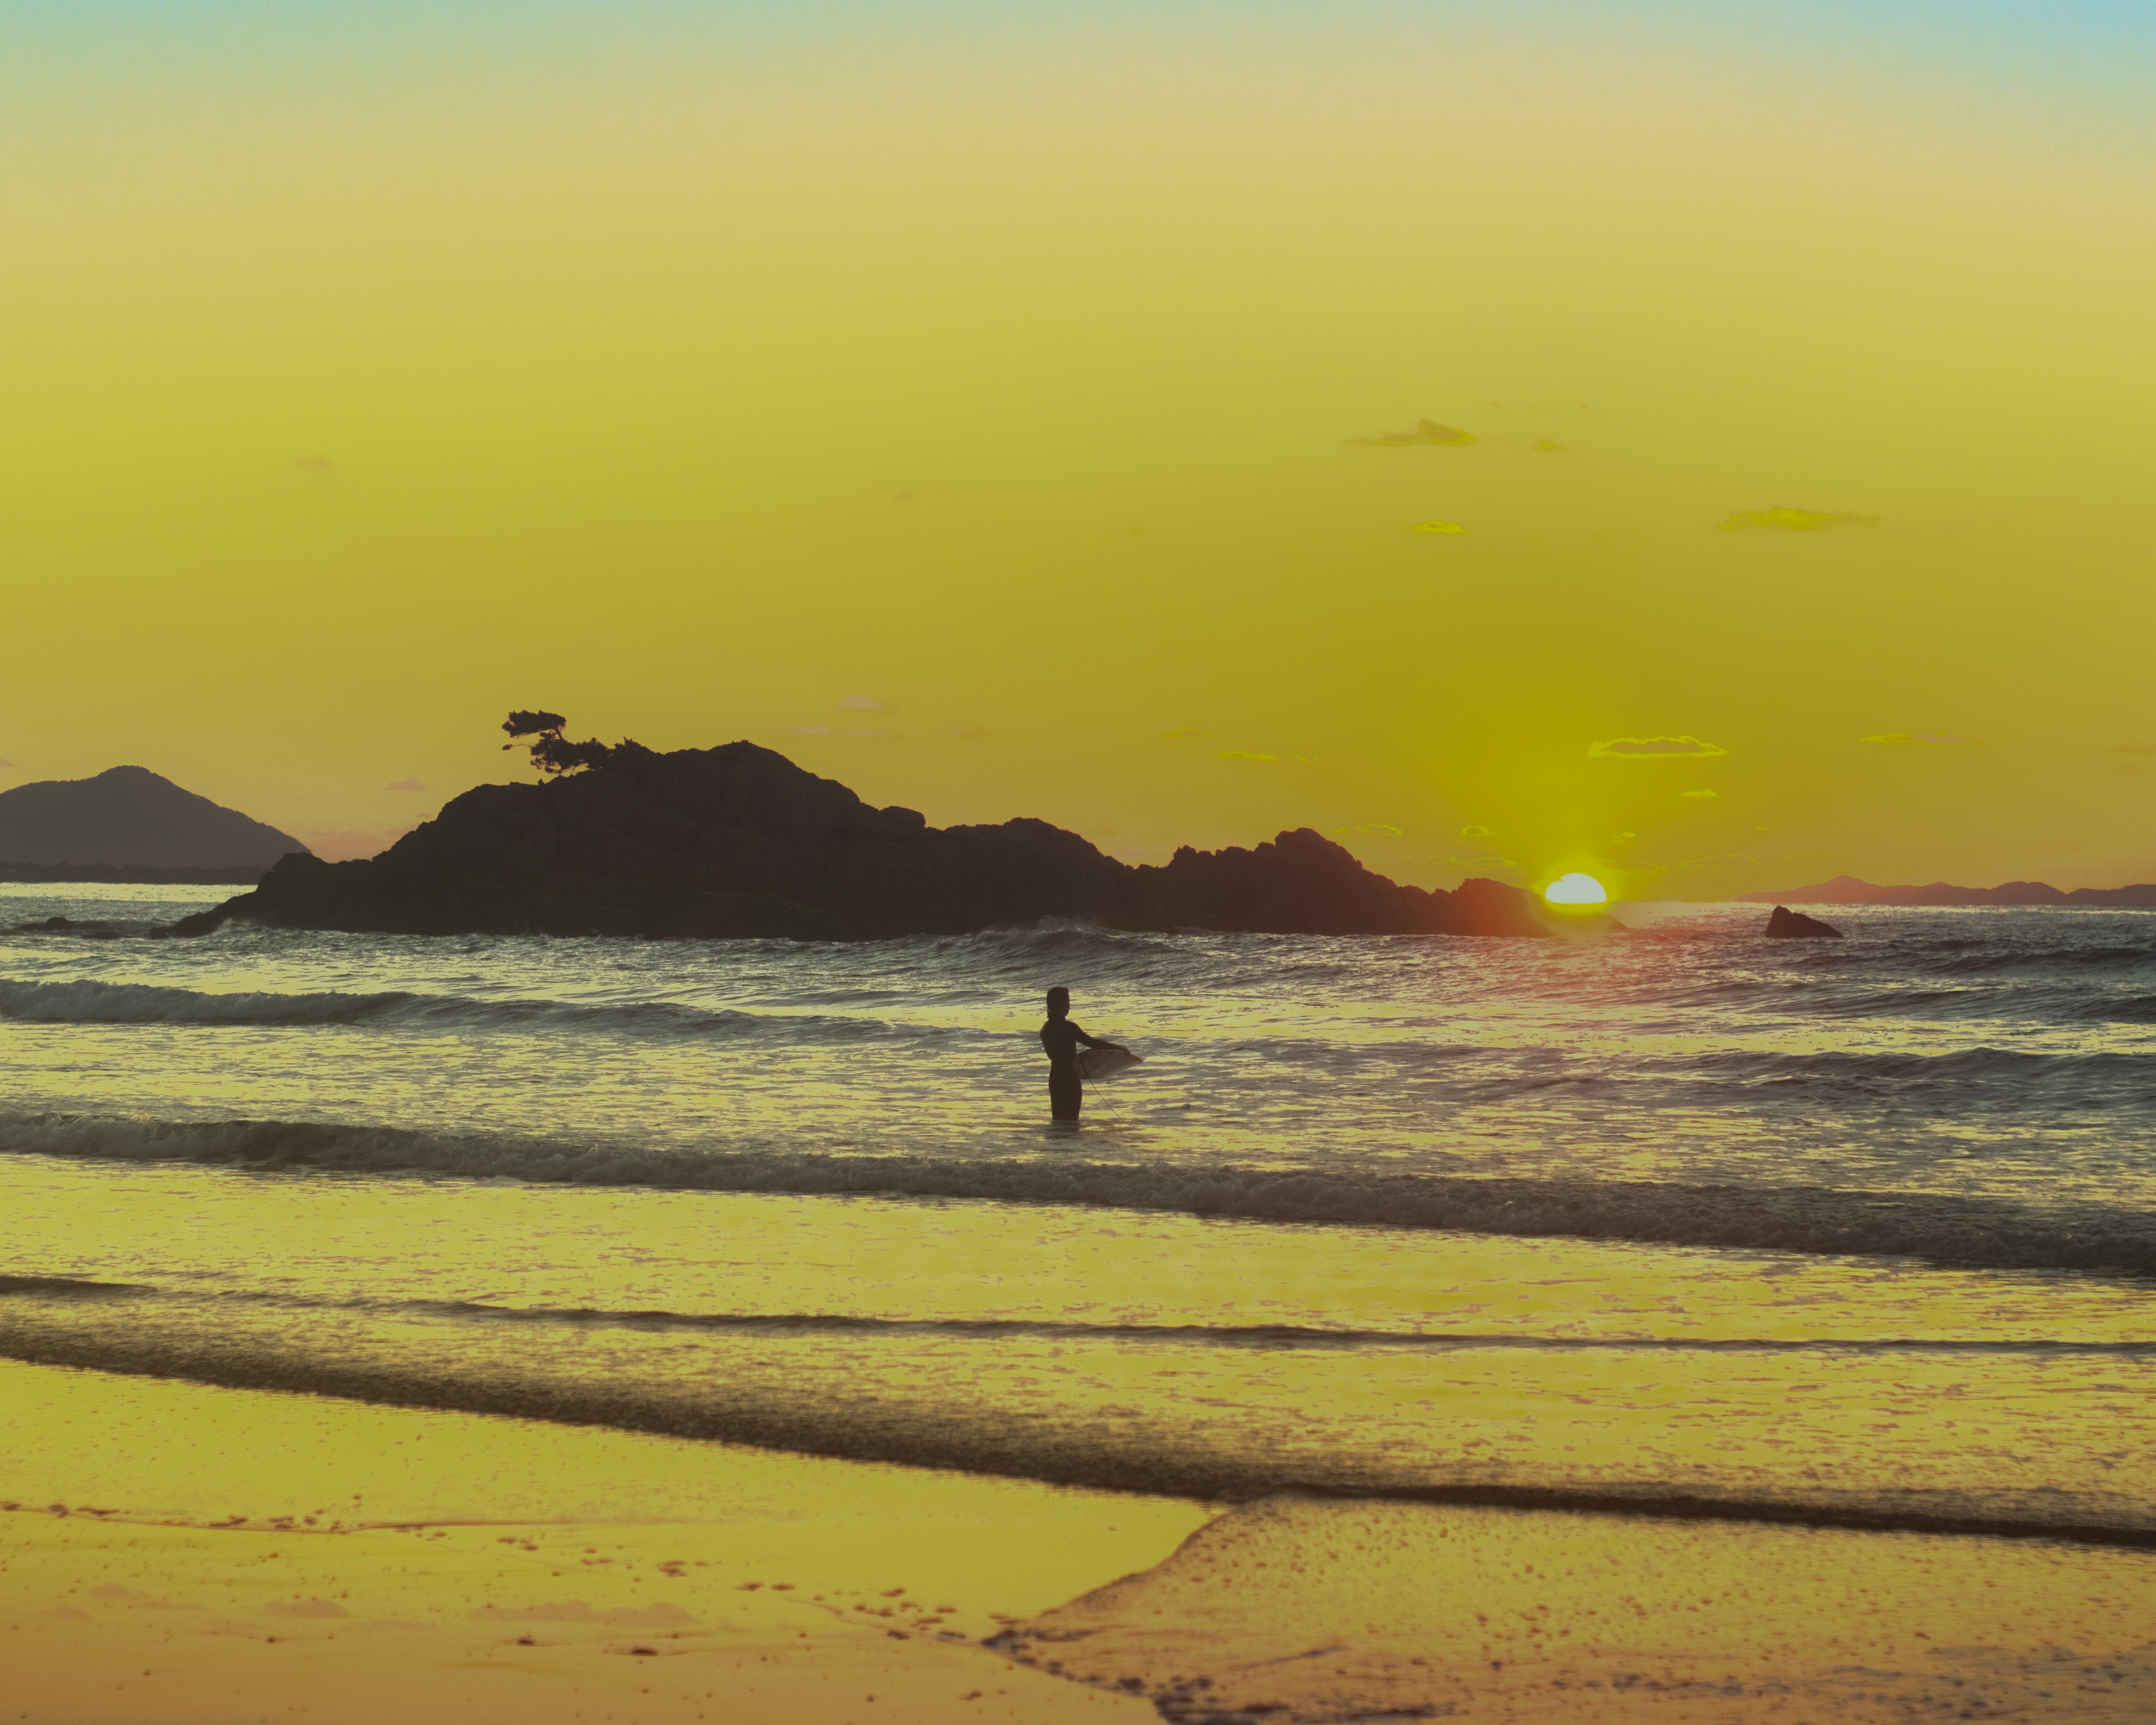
top-left (0, 766), bottom-right (308, 871)
top-left (1735, 874), bottom-right (2156, 908)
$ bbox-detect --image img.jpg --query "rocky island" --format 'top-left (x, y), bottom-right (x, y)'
top-left (170, 715), bottom-right (1550, 942)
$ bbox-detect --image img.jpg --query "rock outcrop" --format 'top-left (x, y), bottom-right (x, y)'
top-left (170, 741), bottom-right (1548, 942)
top-left (1765, 905), bottom-right (1842, 939)
top-left (0, 766), bottom-right (307, 871)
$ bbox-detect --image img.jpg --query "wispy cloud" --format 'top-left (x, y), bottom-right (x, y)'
top-left (1863, 731), bottom-right (1978, 746)
top-left (943, 725), bottom-right (990, 740)
top-left (1326, 823), bottom-right (1403, 838)
top-left (1589, 736), bottom-right (1728, 758)
top-left (1677, 788), bottom-right (1718, 798)
top-left (782, 722), bottom-right (893, 739)
top-left (1717, 506), bottom-right (1879, 532)
top-left (837, 695), bottom-right (884, 710)
top-left (1349, 419), bottom-right (1477, 448)
top-left (2108, 743), bottom-right (2153, 756)
top-left (1532, 439), bottom-right (1568, 453)
top-left (1459, 824), bottom-right (1491, 838)
top-left (1409, 520), bottom-right (1467, 535)
top-left (382, 777), bottom-right (427, 793)
top-left (1217, 750), bottom-right (1278, 762)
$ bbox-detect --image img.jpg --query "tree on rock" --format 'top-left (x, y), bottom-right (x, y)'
top-left (501, 711), bottom-right (616, 777)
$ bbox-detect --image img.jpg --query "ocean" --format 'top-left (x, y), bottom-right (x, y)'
top-left (3, 882), bottom-right (2153, 1539)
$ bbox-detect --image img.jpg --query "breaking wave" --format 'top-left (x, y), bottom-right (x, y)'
top-left (0, 977), bottom-right (944, 1043)
top-left (6, 1110), bottom-right (2153, 1275)
top-left (29, 1285), bottom-right (2145, 1355)
top-left (1, 1293), bottom-right (2150, 1546)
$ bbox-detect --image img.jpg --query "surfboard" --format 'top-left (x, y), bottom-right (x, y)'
top-left (1076, 1044), bottom-right (1144, 1083)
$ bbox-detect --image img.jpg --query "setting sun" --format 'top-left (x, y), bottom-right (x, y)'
top-left (1544, 872), bottom-right (1608, 905)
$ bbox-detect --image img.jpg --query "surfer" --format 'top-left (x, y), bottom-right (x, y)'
top-left (1040, 987), bottom-right (1125, 1122)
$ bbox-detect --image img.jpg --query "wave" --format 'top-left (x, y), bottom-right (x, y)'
top-left (0, 1275), bottom-right (143, 1300)
top-left (2083, 994), bottom-right (2156, 1024)
top-left (1927, 943), bottom-right (2156, 975)
top-left (10, 1277), bottom-right (2152, 1354)
top-left (1693, 1044), bottom-right (2156, 1096)
top-left (0, 978), bottom-right (427, 1026)
top-left (8, 1110), bottom-right (2155, 1275)
top-left (235, 1298), bottom-right (2156, 1356)
top-left (0, 977), bottom-right (933, 1043)
top-left (1, 1304), bottom-right (2150, 1548)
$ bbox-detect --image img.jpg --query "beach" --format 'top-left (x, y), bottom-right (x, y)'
top-left (2, 1358), bottom-right (1202, 1723)
top-left (6, 884), bottom-right (2156, 1718)
top-left (11, 1358), bottom-right (2154, 1722)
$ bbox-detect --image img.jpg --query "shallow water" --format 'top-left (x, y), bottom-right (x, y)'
top-left (3, 884), bottom-right (2154, 1538)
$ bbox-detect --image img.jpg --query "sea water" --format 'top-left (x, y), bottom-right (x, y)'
top-left (2, 882), bottom-right (2153, 1534)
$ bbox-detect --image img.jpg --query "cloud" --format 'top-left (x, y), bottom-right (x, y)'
top-left (2108, 743), bottom-right (2154, 756)
top-left (943, 725), bottom-right (990, 740)
top-left (1677, 788), bottom-right (1718, 798)
top-left (0, 758), bottom-right (13, 770)
top-left (1863, 731), bottom-right (1978, 746)
top-left (1217, 750), bottom-right (1278, 762)
top-left (382, 777), bottom-right (427, 792)
top-left (1409, 520), bottom-right (1467, 535)
top-left (1349, 419), bottom-right (1477, 448)
top-left (782, 724), bottom-right (832, 736)
top-left (837, 695), bottom-right (884, 710)
top-left (1326, 823), bottom-right (1403, 838)
top-left (1716, 506), bottom-right (1879, 532)
top-left (1589, 736), bottom-right (1728, 758)
top-left (294, 455), bottom-right (335, 473)
top-left (1532, 439), bottom-right (1568, 453)
top-left (837, 728), bottom-right (892, 739)
top-left (1460, 825), bottom-right (1491, 838)
top-left (1162, 727), bottom-right (1211, 740)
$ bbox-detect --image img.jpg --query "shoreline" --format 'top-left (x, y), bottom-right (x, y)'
top-left (1, 1358), bottom-right (1207, 1724)
top-left (11, 1358), bottom-right (2156, 1723)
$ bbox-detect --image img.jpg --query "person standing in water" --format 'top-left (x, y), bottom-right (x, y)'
top-left (1039, 987), bottom-right (1125, 1122)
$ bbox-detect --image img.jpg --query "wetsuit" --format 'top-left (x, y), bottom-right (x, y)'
top-left (1040, 1016), bottom-right (1106, 1121)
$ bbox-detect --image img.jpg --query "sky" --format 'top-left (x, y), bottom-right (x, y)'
top-left (2, 1), bottom-right (2152, 896)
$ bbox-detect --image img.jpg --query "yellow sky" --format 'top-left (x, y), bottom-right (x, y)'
top-left (3, 8), bottom-right (2152, 893)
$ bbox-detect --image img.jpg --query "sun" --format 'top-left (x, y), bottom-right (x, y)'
top-left (1543, 872), bottom-right (1608, 906)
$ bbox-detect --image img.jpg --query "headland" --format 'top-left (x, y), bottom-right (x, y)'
top-left (168, 732), bottom-right (1550, 941)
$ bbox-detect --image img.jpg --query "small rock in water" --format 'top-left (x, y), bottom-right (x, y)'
top-left (1765, 905), bottom-right (1842, 939)
top-left (11, 916), bottom-right (121, 938)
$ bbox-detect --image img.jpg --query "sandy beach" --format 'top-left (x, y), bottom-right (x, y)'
top-left (1, 1359), bottom-right (1204, 1724)
top-left (11, 1356), bottom-right (2156, 1723)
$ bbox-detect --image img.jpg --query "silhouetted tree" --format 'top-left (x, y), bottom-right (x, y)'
top-left (501, 710), bottom-right (615, 776)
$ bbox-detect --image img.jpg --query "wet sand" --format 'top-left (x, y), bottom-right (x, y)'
top-left (0, 1359), bottom-right (1204, 1724)
top-left (1001, 1494), bottom-right (2156, 1721)
top-left (9, 1357), bottom-right (2156, 1723)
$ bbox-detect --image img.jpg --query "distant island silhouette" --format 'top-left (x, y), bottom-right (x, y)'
top-left (168, 715), bottom-right (1552, 941)
top-left (1737, 874), bottom-right (2156, 908)
top-left (0, 765), bottom-right (307, 878)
